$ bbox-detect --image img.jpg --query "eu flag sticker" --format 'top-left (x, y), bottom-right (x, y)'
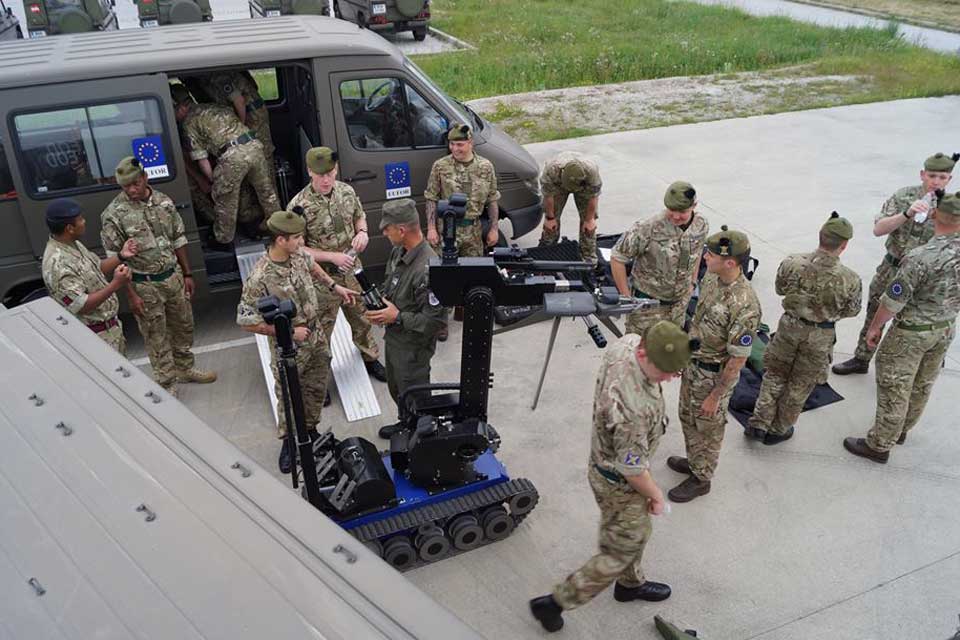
top-left (132, 135), bottom-right (169, 179)
top-left (385, 161), bottom-right (412, 199)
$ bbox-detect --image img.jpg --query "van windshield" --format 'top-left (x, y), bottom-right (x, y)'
top-left (403, 59), bottom-right (482, 132)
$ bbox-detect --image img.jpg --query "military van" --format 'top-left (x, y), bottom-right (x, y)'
top-left (136, 0), bottom-right (213, 27)
top-left (249, 0), bottom-right (328, 18)
top-left (21, 0), bottom-right (117, 37)
top-left (0, 16), bottom-right (543, 306)
top-left (0, 0), bottom-right (23, 40)
top-left (338, 0), bottom-right (430, 40)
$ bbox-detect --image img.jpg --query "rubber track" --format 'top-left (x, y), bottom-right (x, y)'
top-left (349, 478), bottom-right (539, 569)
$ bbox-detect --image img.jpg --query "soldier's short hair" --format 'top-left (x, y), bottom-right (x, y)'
top-left (46, 218), bottom-right (73, 235)
top-left (818, 230), bottom-right (845, 250)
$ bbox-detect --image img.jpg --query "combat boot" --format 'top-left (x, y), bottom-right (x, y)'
top-left (177, 368), bottom-right (218, 384)
top-left (613, 581), bottom-right (672, 603)
top-left (668, 476), bottom-right (711, 503)
top-left (831, 357), bottom-right (868, 375)
top-left (763, 426), bottom-right (794, 445)
top-left (743, 426), bottom-right (766, 441)
top-left (897, 432), bottom-right (907, 445)
top-left (529, 595), bottom-right (564, 632)
top-left (666, 456), bottom-right (692, 474)
top-left (365, 360), bottom-right (388, 382)
top-left (842, 437), bottom-right (889, 463)
top-left (324, 391), bottom-right (332, 407)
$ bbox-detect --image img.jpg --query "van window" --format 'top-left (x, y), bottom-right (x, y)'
top-left (13, 98), bottom-right (169, 196)
top-left (0, 141), bottom-right (14, 200)
top-left (250, 68), bottom-right (280, 102)
top-left (339, 77), bottom-right (448, 151)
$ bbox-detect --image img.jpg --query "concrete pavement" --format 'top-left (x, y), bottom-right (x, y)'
top-left (129, 96), bottom-right (960, 640)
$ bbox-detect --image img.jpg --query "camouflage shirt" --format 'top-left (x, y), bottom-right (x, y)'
top-left (691, 272), bottom-right (762, 364)
top-left (612, 212), bottom-right (710, 302)
top-left (776, 250), bottom-right (862, 323)
top-left (287, 181), bottom-right (365, 255)
top-left (424, 154), bottom-right (500, 220)
top-left (590, 333), bottom-right (666, 478)
top-left (237, 250), bottom-right (329, 354)
top-left (882, 231), bottom-right (960, 325)
top-left (182, 103), bottom-right (250, 161)
top-left (206, 70), bottom-right (263, 107)
top-left (41, 237), bottom-right (118, 324)
top-left (876, 185), bottom-right (935, 259)
top-left (540, 151), bottom-right (602, 197)
top-left (100, 188), bottom-right (187, 274)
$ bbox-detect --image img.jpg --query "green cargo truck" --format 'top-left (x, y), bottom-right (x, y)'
top-left (21, 0), bottom-right (117, 37)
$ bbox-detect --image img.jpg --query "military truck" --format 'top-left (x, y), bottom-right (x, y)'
top-left (338, 0), bottom-right (430, 40)
top-left (0, 0), bottom-right (23, 40)
top-left (21, 0), bottom-right (117, 37)
top-left (0, 17), bottom-right (543, 306)
top-left (249, 0), bottom-right (328, 18)
top-left (136, 0), bottom-right (213, 27)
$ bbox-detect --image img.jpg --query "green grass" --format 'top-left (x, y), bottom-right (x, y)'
top-left (412, 0), bottom-right (960, 101)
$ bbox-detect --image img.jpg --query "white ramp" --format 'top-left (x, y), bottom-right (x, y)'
top-left (235, 245), bottom-right (380, 423)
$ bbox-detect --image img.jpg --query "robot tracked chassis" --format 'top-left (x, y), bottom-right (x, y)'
top-left (264, 193), bottom-right (635, 571)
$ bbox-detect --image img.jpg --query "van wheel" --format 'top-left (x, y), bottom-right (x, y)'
top-left (413, 26), bottom-right (426, 41)
top-left (9, 285), bottom-right (49, 307)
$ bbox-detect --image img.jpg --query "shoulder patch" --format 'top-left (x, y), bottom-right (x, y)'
top-left (889, 281), bottom-right (904, 298)
top-left (623, 452), bottom-right (642, 467)
top-left (739, 334), bottom-right (753, 347)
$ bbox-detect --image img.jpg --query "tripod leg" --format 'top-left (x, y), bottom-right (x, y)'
top-left (532, 316), bottom-right (562, 410)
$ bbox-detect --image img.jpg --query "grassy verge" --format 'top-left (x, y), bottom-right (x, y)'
top-left (410, 0), bottom-right (960, 142)
top-left (791, 0), bottom-right (960, 33)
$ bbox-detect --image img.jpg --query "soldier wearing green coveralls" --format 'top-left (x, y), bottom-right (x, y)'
top-left (365, 198), bottom-right (446, 440)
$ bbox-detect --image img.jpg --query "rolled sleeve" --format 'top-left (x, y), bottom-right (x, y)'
top-left (726, 304), bottom-right (760, 358)
top-left (880, 259), bottom-right (919, 314)
top-left (423, 165), bottom-right (441, 202)
top-left (539, 165), bottom-right (563, 196)
top-left (100, 215), bottom-right (123, 256)
top-left (52, 273), bottom-right (89, 315)
top-left (874, 192), bottom-right (905, 224)
top-left (237, 276), bottom-right (267, 327)
top-left (351, 192), bottom-right (366, 225)
top-left (611, 423), bottom-right (651, 477)
top-left (611, 222), bottom-right (647, 264)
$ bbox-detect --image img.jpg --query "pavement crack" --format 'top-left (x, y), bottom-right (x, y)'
top-left (745, 547), bottom-right (960, 639)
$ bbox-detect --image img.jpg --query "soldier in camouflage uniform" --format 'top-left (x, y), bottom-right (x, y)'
top-left (538, 151), bottom-right (602, 263)
top-left (844, 191), bottom-right (960, 463)
top-left (612, 181), bottom-right (709, 337)
top-left (668, 226), bottom-right (761, 503)
top-left (365, 199), bottom-right (447, 439)
top-left (171, 83), bottom-right (280, 245)
top-left (41, 198), bottom-right (136, 354)
top-left (237, 210), bottom-right (357, 473)
top-left (833, 152), bottom-right (957, 375)
top-left (746, 213), bottom-right (862, 445)
top-left (529, 321), bottom-right (696, 633)
top-left (204, 70), bottom-right (275, 169)
top-left (101, 157), bottom-right (216, 396)
top-left (287, 147), bottom-right (386, 382)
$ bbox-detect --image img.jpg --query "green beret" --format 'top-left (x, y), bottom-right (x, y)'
top-left (306, 146), bottom-right (337, 174)
top-left (820, 211), bottom-right (853, 240)
top-left (379, 198), bottom-right (419, 230)
top-left (643, 321), bottom-right (697, 373)
top-left (937, 191), bottom-right (960, 220)
top-left (706, 225), bottom-right (750, 258)
top-left (448, 123), bottom-right (473, 142)
top-left (560, 160), bottom-right (589, 193)
top-left (924, 152), bottom-right (959, 173)
top-left (664, 181), bottom-right (696, 212)
top-left (170, 83), bottom-right (194, 106)
top-left (267, 210), bottom-right (306, 235)
top-left (115, 156), bottom-right (145, 187)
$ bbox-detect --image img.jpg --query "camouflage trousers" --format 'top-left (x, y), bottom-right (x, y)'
top-left (866, 323), bottom-right (954, 452)
top-left (553, 467), bottom-right (651, 610)
top-left (538, 190), bottom-right (598, 264)
top-left (625, 298), bottom-right (689, 338)
top-left (133, 272), bottom-right (195, 389)
top-left (271, 338), bottom-right (331, 438)
top-left (384, 337), bottom-right (434, 419)
top-left (679, 362), bottom-right (736, 481)
top-left (248, 106), bottom-right (275, 168)
top-left (854, 259), bottom-right (897, 362)
top-left (316, 270), bottom-right (379, 363)
top-left (749, 315), bottom-right (834, 435)
top-left (98, 323), bottom-right (127, 355)
top-left (187, 172), bottom-right (216, 225)
top-left (212, 140), bottom-right (279, 244)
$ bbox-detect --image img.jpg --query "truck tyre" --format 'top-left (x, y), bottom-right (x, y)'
top-left (413, 26), bottom-right (426, 41)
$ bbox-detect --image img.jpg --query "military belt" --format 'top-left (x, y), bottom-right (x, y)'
top-left (86, 317), bottom-right (119, 334)
top-left (895, 319), bottom-right (954, 332)
top-left (632, 289), bottom-right (679, 307)
top-left (131, 268), bottom-right (175, 283)
top-left (692, 358), bottom-right (721, 373)
top-left (246, 98), bottom-right (265, 112)
top-left (456, 218), bottom-right (477, 228)
top-left (593, 464), bottom-right (626, 484)
top-left (884, 253), bottom-right (901, 268)
top-left (789, 314), bottom-right (835, 329)
top-left (217, 132), bottom-right (254, 156)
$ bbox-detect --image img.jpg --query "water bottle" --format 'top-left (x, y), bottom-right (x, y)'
top-left (914, 191), bottom-right (936, 224)
top-left (339, 248), bottom-right (358, 274)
